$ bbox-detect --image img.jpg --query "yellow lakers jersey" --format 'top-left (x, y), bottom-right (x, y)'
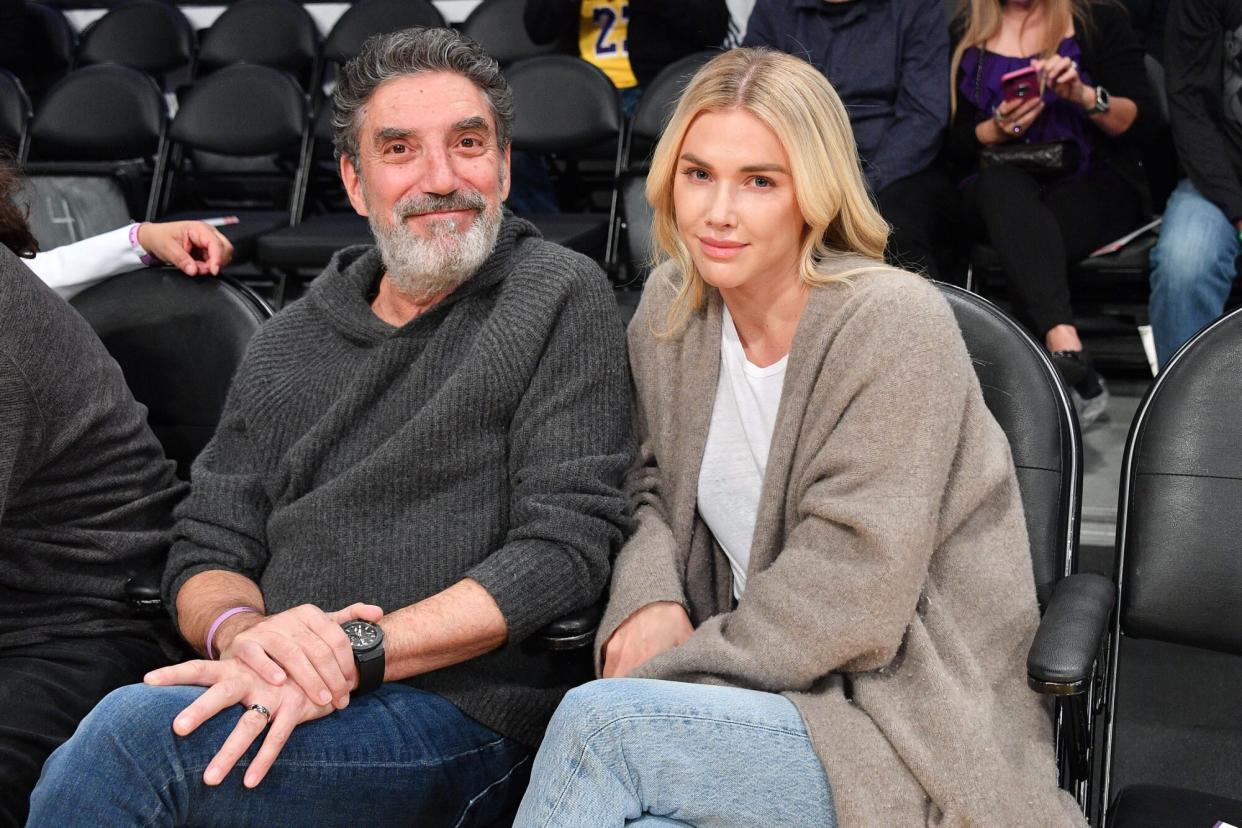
top-left (578, 0), bottom-right (637, 89)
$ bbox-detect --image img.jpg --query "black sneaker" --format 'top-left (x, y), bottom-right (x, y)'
top-left (1051, 350), bottom-right (1109, 429)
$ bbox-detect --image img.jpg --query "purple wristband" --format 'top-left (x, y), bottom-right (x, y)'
top-left (128, 222), bottom-right (158, 267)
top-left (205, 606), bottom-right (261, 659)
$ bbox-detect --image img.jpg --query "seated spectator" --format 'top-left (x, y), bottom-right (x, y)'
top-left (27, 27), bottom-right (632, 825)
top-left (946, 0), bottom-right (1155, 426)
top-left (23, 217), bottom-right (233, 300)
top-left (513, 48), bottom-right (1082, 827)
top-left (523, 0), bottom-right (730, 115)
top-left (0, 163), bottom-right (188, 827)
top-left (515, 1), bottom-right (729, 215)
top-left (1121, 0), bottom-right (1169, 61)
top-left (743, 0), bottom-right (957, 281)
top-left (1148, 0), bottom-right (1241, 367)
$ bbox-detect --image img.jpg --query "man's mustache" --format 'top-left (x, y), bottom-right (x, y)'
top-left (394, 191), bottom-right (487, 220)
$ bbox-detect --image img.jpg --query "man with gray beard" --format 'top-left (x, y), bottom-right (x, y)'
top-left (28, 27), bottom-right (633, 825)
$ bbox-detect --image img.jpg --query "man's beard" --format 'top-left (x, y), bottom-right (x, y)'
top-left (367, 188), bottom-right (503, 303)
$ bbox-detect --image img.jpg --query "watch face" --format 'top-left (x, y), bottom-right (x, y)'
top-left (342, 620), bottom-right (382, 651)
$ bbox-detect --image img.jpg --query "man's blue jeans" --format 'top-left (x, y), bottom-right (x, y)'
top-left (513, 678), bottom-right (836, 828)
top-left (28, 682), bottom-right (531, 827)
top-left (1149, 179), bottom-right (1241, 367)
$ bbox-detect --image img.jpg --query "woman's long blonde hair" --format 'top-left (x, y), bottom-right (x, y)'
top-left (645, 48), bottom-right (890, 336)
top-left (950, 0), bottom-right (1093, 116)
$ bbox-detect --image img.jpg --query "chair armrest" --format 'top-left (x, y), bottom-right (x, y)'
top-left (124, 568), bottom-right (166, 617)
top-left (534, 603), bottom-right (603, 652)
top-left (1027, 573), bottom-right (1116, 695)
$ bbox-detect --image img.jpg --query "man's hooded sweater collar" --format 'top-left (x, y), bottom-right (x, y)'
top-left (309, 212), bottom-right (540, 343)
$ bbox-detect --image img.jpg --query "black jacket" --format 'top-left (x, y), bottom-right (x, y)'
top-left (523, 0), bottom-right (729, 87)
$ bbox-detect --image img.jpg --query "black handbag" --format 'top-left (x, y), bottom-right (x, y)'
top-left (974, 51), bottom-right (1079, 175)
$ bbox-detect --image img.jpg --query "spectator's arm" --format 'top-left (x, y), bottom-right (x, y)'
top-left (523, 0), bottom-right (579, 45)
top-left (637, 0), bottom-right (730, 48)
top-left (1165, 0), bottom-right (1242, 221)
top-left (868, 0), bottom-right (952, 193)
top-left (1082, 3), bottom-right (1153, 140)
top-left (464, 263), bottom-right (634, 644)
top-left (25, 225), bottom-right (145, 300)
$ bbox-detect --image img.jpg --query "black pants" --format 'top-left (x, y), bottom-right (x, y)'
top-left (963, 163), bottom-right (1142, 337)
top-left (876, 167), bottom-right (960, 283)
top-left (0, 633), bottom-right (169, 827)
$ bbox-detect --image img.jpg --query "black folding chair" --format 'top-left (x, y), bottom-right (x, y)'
top-left (76, 0), bottom-right (195, 88)
top-left (155, 64), bottom-right (312, 263)
top-left (505, 55), bottom-right (624, 269)
top-left (25, 64), bottom-right (168, 221)
top-left (321, 0), bottom-right (447, 71)
top-left (461, 0), bottom-right (557, 67)
top-left (1093, 305), bottom-right (1242, 826)
top-left (195, 0), bottom-right (320, 92)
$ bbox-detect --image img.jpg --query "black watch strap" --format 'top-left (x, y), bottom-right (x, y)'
top-left (354, 647), bottom-right (384, 696)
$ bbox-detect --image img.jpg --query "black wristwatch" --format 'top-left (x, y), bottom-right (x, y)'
top-left (1090, 86), bottom-right (1111, 115)
top-left (342, 620), bottom-right (385, 696)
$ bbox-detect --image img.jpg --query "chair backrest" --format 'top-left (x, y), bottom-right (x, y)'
top-left (323, 0), bottom-right (448, 66)
top-left (70, 270), bottom-right (273, 477)
top-left (76, 0), bottom-right (195, 78)
top-left (28, 64), bottom-right (166, 162)
top-left (170, 64), bottom-right (306, 158)
top-left (196, 0), bottom-right (320, 82)
top-left (0, 69), bottom-right (32, 162)
top-left (461, 0), bottom-right (557, 66)
top-left (627, 50), bottom-right (716, 163)
top-left (1115, 305), bottom-right (1242, 654)
top-left (506, 56), bottom-right (623, 154)
top-left (22, 3), bottom-right (77, 100)
top-left (937, 283), bottom-right (1081, 605)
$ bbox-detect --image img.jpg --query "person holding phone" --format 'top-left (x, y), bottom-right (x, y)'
top-left (946, 0), bottom-right (1155, 427)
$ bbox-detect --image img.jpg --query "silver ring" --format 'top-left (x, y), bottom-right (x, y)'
top-left (1013, 125), bottom-right (1021, 134)
top-left (247, 703), bottom-right (272, 721)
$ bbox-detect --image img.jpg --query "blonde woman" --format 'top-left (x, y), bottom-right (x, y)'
top-left (514, 48), bottom-right (1082, 827)
top-left (946, 0), bottom-right (1154, 427)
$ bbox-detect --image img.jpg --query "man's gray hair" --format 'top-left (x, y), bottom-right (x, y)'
top-left (332, 27), bottom-right (514, 168)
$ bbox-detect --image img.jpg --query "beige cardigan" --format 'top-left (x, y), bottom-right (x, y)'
top-left (598, 257), bottom-right (1084, 827)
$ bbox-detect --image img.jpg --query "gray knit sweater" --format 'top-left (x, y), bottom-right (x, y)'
top-left (164, 216), bottom-right (633, 747)
top-left (0, 246), bottom-right (186, 650)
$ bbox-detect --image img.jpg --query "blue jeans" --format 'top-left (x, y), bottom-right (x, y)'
top-left (513, 678), bottom-right (836, 828)
top-left (28, 683), bottom-right (531, 827)
top-left (1149, 178), bottom-right (1241, 367)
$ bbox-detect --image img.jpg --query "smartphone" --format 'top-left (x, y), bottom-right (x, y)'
top-left (1001, 66), bottom-right (1041, 103)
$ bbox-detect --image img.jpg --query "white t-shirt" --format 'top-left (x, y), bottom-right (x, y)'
top-left (24, 224), bottom-right (147, 300)
top-left (697, 304), bottom-right (787, 600)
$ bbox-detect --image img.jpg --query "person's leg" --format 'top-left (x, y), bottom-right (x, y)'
top-left (513, 678), bottom-right (835, 828)
top-left (29, 681), bottom-right (531, 828)
top-left (1149, 179), bottom-right (1240, 367)
top-left (875, 167), bottom-right (957, 282)
top-left (0, 634), bottom-right (168, 828)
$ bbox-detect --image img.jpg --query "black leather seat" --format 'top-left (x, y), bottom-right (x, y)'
top-left (505, 55), bottom-right (624, 267)
top-left (25, 64), bottom-right (168, 220)
top-left (70, 269), bottom-right (273, 479)
top-left (76, 0), bottom-right (195, 88)
top-left (941, 283), bottom-right (1111, 812)
top-left (0, 68), bottom-right (31, 163)
top-left (195, 0), bottom-right (321, 91)
top-left (1093, 304), bottom-right (1242, 825)
top-left (461, 0), bottom-right (557, 67)
top-left (155, 64), bottom-right (312, 263)
top-left (21, 2), bottom-right (76, 103)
